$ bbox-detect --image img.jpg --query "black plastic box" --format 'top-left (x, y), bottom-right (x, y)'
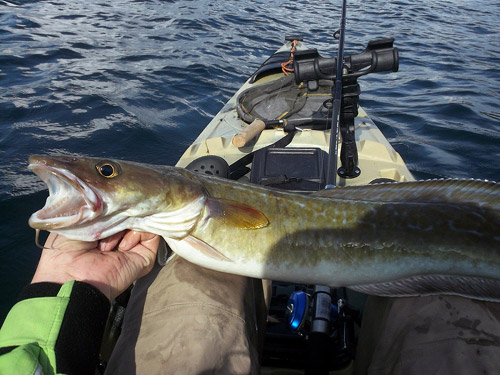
top-left (250, 147), bottom-right (328, 192)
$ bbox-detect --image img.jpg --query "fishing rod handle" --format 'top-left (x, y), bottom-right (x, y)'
top-left (232, 118), bottom-right (266, 147)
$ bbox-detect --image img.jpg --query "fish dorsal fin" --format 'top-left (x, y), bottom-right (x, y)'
top-left (313, 179), bottom-right (500, 211)
top-left (206, 198), bottom-right (269, 229)
top-left (348, 274), bottom-right (500, 302)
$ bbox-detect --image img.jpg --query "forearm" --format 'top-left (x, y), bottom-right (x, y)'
top-left (0, 281), bottom-right (110, 375)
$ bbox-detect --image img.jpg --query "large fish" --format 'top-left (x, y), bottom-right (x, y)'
top-left (28, 155), bottom-right (500, 301)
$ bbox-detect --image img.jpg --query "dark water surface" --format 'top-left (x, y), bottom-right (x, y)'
top-left (1, 0), bottom-right (499, 322)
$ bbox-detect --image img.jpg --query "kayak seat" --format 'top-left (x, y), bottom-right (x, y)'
top-left (185, 155), bottom-right (230, 178)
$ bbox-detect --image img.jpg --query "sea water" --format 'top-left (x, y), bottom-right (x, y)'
top-left (1, 0), bottom-right (499, 322)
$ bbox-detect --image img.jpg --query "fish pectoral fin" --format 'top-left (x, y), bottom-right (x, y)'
top-left (184, 236), bottom-right (233, 262)
top-left (206, 198), bottom-right (269, 229)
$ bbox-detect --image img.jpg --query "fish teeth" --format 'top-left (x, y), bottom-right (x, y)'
top-left (29, 163), bottom-right (103, 228)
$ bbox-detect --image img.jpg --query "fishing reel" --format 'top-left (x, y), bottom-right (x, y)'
top-left (285, 285), bottom-right (361, 372)
top-left (293, 38), bottom-right (399, 85)
top-left (286, 286), bottom-right (359, 339)
top-left (286, 286), bottom-right (338, 336)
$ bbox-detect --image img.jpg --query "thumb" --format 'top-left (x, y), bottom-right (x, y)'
top-left (117, 231), bottom-right (160, 275)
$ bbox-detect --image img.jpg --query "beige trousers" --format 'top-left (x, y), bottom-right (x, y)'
top-left (104, 253), bottom-right (500, 375)
top-left (104, 255), bottom-right (264, 375)
top-left (355, 295), bottom-right (500, 375)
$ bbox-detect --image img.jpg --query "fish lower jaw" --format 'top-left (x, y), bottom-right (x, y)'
top-left (29, 204), bottom-right (100, 230)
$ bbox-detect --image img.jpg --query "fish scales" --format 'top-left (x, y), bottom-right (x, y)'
top-left (27, 155), bottom-right (500, 301)
top-left (190, 173), bottom-right (500, 284)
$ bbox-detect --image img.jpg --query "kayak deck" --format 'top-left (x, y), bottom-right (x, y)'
top-left (176, 40), bottom-right (413, 186)
top-left (177, 107), bottom-right (412, 186)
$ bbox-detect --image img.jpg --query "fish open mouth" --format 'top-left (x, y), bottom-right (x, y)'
top-left (28, 163), bottom-right (103, 230)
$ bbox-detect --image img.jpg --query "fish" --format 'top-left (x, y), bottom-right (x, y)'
top-left (28, 155), bottom-right (500, 301)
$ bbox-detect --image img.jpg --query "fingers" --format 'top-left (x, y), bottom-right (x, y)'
top-left (117, 231), bottom-right (158, 251)
top-left (117, 231), bottom-right (160, 277)
top-left (117, 230), bottom-right (140, 251)
top-left (43, 231), bottom-right (159, 253)
top-left (98, 230), bottom-right (126, 251)
top-left (45, 232), bottom-right (98, 252)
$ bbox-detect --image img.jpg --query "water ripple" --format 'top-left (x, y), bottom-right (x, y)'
top-left (1, 0), bottom-right (500, 320)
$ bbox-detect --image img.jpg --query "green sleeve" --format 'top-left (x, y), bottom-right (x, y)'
top-left (0, 280), bottom-right (110, 375)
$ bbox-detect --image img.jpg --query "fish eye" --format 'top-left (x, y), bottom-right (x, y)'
top-left (96, 161), bottom-right (120, 178)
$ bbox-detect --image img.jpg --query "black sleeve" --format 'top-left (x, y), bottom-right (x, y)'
top-left (20, 281), bottom-right (111, 375)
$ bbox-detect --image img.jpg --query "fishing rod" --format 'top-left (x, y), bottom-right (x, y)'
top-left (325, 0), bottom-right (347, 188)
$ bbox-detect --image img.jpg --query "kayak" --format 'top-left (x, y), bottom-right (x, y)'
top-left (175, 39), bottom-right (412, 187)
top-left (173, 37), bottom-right (411, 373)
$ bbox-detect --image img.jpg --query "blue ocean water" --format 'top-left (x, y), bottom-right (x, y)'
top-left (0, 0), bottom-right (499, 322)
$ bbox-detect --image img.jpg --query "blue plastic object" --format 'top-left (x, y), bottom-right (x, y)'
top-left (330, 303), bottom-right (339, 322)
top-left (286, 291), bottom-right (308, 331)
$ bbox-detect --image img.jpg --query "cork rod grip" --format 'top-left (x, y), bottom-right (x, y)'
top-left (232, 119), bottom-right (266, 147)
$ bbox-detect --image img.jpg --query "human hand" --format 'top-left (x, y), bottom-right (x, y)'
top-left (31, 231), bottom-right (160, 300)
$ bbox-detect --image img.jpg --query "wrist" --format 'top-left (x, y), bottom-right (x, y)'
top-left (31, 269), bottom-right (73, 286)
top-left (32, 271), bottom-right (114, 301)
